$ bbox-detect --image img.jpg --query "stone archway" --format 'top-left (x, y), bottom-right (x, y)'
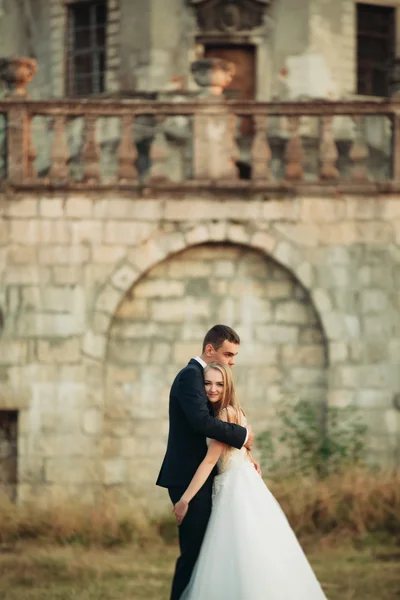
top-left (102, 242), bottom-right (328, 510)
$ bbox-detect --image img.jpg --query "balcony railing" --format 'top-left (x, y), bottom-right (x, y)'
top-left (0, 97), bottom-right (400, 193)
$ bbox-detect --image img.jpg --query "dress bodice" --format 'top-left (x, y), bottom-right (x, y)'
top-left (207, 408), bottom-right (252, 475)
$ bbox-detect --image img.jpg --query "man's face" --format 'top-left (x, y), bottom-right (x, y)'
top-left (206, 340), bottom-right (239, 367)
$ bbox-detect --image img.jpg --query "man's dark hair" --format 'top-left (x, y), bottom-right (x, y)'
top-left (202, 325), bottom-right (240, 352)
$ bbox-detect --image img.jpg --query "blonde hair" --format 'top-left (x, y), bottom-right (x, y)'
top-left (204, 362), bottom-right (245, 424)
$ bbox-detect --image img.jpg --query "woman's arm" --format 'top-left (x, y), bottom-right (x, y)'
top-left (173, 440), bottom-right (225, 525)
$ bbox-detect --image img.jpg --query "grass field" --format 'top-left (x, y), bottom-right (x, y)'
top-left (0, 539), bottom-right (399, 600)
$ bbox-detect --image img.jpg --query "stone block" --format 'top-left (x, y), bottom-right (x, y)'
top-left (297, 262), bottom-right (314, 287)
top-left (150, 342), bottom-right (172, 364)
top-left (8, 198), bottom-right (38, 218)
top-left (17, 313), bottom-right (81, 337)
top-left (71, 220), bottom-right (103, 245)
top-left (39, 198), bottom-right (64, 218)
top-left (151, 298), bottom-right (210, 322)
top-left (39, 245), bottom-right (90, 265)
top-left (52, 266), bottom-right (80, 285)
top-left (256, 324), bottom-right (298, 344)
top-left (250, 231), bottom-right (277, 255)
top-left (164, 199), bottom-right (226, 221)
top-left (360, 289), bottom-right (389, 313)
top-left (115, 298), bottom-right (149, 319)
top-left (37, 338), bottom-right (81, 364)
top-left (328, 389), bottom-right (355, 408)
top-left (291, 367), bottom-right (326, 386)
top-left (301, 198), bottom-right (345, 222)
top-left (319, 222), bottom-right (357, 246)
top-left (263, 281), bottom-right (292, 299)
top-left (185, 225), bottom-right (210, 246)
top-left (208, 221), bottom-right (227, 242)
top-left (262, 199), bottom-right (300, 221)
top-left (134, 279), bottom-right (184, 298)
top-left (92, 245), bottom-right (126, 264)
top-left (82, 331), bottom-right (107, 361)
top-left (173, 343), bottom-right (202, 365)
top-left (103, 221), bottom-right (156, 245)
top-left (65, 196), bottom-right (93, 218)
top-left (128, 239), bottom-right (164, 273)
top-left (0, 223), bottom-right (8, 245)
top-left (227, 224), bottom-right (250, 245)
top-left (41, 286), bottom-right (75, 312)
top-left (281, 345), bottom-right (325, 367)
top-left (273, 241), bottom-right (299, 270)
top-left (0, 340), bottom-right (28, 364)
top-left (8, 246), bottom-right (37, 265)
top-left (96, 284), bottom-right (123, 315)
top-left (274, 223), bottom-right (321, 247)
top-left (167, 260), bottom-right (212, 278)
top-left (111, 264), bottom-right (139, 292)
top-left (329, 342), bottom-right (349, 363)
top-left (82, 407), bottom-right (103, 435)
top-left (107, 339), bottom-right (151, 364)
top-left (4, 266), bottom-right (50, 285)
top-left (275, 301), bottom-right (311, 325)
top-left (214, 259), bottom-right (236, 278)
top-left (45, 458), bottom-right (101, 484)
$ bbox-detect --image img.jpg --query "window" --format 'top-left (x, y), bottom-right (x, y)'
top-left (0, 411), bottom-right (18, 502)
top-left (357, 3), bottom-right (395, 97)
top-left (67, 1), bottom-right (107, 96)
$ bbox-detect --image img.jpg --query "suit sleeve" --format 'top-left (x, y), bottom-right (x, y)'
top-left (177, 367), bottom-right (247, 449)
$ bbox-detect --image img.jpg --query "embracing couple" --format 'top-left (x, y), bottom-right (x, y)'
top-left (156, 325), bottom-right (328, 600)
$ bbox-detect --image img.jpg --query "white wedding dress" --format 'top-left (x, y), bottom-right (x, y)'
top-left (181, 419), bottom-right (329, 600)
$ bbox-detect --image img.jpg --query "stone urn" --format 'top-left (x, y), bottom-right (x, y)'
top-left (191, 58), bottom-right (235, 97)
top-left (0, 57), bottom-right (38, 97)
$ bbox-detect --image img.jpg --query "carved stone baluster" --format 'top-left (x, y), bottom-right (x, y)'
top-left (252, 114), bottom-right (271, 181)
top-left (148, 116), bottom-right (169, 182)
top-left (118, 115), bottom-right (137, 182)
top-left (82, 114), bottom-right (101, 183)
top-left (349, 116), bottom-right (369, 182)
top-left (50, 116), bottom-right (70, 180)
top-left (26, 116), bottom-right (37, 179)
top-left (225, 112), bottom-right (239, 180)
top-left (319, 115), bottom-right (339, 180)
top-left (284, 116), bottom-right (304, 180)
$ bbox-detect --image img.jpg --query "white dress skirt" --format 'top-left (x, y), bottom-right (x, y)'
top-left (181, 445), bottom-right (329, 600)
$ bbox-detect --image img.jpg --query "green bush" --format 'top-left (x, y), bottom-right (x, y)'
top-left (256, 399), bottom-right (367, 478)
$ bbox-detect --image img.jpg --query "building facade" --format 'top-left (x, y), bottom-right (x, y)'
top-left (0, 0), bottom-right (400, 513)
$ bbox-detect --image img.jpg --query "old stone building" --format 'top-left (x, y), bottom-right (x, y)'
top-left (0, 0), bottom-right (400, 513)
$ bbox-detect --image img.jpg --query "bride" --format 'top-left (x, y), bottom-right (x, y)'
top-left (173, 362), bottom-right (329, 600)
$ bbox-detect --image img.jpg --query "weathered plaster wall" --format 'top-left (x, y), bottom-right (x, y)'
top-left (1, 192), bottom-right (400, 511)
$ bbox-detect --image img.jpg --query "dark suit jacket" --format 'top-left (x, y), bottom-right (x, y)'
top-left (156, 359), bottom-right (247, 489)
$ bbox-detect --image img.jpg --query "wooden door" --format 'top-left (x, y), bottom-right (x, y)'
top-left (205, 45), bottom-right (256, 136)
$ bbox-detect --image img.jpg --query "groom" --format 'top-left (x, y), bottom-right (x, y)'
top-left (156, 324), bottom-right (256, 600)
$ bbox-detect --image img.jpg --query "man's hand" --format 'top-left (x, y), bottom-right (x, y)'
top-left (253, 460), bottom-right (262, 477)
top-left (173, 498), bottom-right (189, 526)
top-left (244, 424), bottom-right (254, 451)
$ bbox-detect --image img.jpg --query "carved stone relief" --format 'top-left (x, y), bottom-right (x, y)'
top-left (189, 0), bottom-right (271, 32)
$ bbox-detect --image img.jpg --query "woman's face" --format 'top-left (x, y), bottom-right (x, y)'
top-left (204, 368), bottom-right (224, 404)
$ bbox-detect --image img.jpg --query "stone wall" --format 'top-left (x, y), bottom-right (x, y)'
top-left (1, 191), bottom-right (400, 511)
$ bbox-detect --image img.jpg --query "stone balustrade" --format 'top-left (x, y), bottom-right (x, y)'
top-left (0, 97), bottom-right (399, 192)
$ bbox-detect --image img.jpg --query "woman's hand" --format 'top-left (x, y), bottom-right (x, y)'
top-left (173, 498), bottom-right (189, 525)
top-left (253, 460), bottom-right (262, 477)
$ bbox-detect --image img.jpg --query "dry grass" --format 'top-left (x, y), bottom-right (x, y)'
top-left (0, 540), bottom-right (399, 600)
top-left (0, 468), bottom-right (399, 548)
top-left (0, 469), bottom-right (399, 599)
top-left (270, 468), bottom-right (400, 543)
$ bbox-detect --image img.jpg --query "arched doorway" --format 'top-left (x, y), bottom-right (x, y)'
top-left (103, 243), bottom-right (328, 510)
